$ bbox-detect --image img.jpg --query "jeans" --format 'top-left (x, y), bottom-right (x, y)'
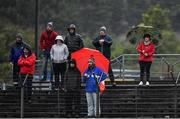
top-left (42, 50), bottom-right (53, 80)
top-left (86, 92), bottom-right (100, 117)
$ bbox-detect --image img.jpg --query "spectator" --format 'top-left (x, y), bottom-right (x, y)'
top-left (64, 24), bottom-right (84, 59)
top-left (50, 35), bottom-right (69, 89)
top-left (9, 33), bottom-right (29, 86)
top-left (39, 22), bottom-right (58, 81)
top-left (65, 59), bottom-right (81, 117)
top-left (92, 26), bottom-right (116, 86)
top-left (136, 34), bottom-right (155, 86)
top-left (18, 45), bottom-right (36, 102)
top-left (82, 58), bottom-right (107, 118)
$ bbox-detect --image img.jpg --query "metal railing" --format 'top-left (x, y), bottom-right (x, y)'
top-left (111, 54), bottom-right (180, 82)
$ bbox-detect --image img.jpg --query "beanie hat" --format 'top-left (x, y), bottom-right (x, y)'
top-left (47, 22), bottom-right (53, 27)
top-left (99, 26), bottom-right (107, 32)
top-left (16, 33), bottom-right (23, 39)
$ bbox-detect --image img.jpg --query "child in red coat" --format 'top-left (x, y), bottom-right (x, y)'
top-left (18, 45), bottom-right (36, 102)
top-left (136, 34), bottom-right (155, 86)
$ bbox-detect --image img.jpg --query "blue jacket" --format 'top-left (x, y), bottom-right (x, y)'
top-left (9, 42), bottom-right (28, 63)
top-left (82, 67), bottom-right (107, 93)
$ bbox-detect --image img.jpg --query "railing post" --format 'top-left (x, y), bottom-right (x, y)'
top-left (160, 58), bottom-right (164, 80)
top-left (122, 55), bottom-right (125, 81)
top-left (20, 86), bottom-right (24, 118)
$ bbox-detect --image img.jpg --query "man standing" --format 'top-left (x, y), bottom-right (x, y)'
top-left (64, 24), bottom-right (84, 59)
top-left (9, 33), bottom-right (28, 86)
top-left (39, 22), bottom-right (58, 81)
top-left (92, 26), bottom-right (116, 86)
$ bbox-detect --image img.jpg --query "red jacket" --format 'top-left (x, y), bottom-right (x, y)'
top-left (18, 53), bottom-right (36, 75)
top-left (39, 30), bottom-right (58, 50)
top-left (136, 41), bottom-right (155, 62)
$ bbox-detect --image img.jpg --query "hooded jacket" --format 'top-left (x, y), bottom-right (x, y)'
top-left (82, 67), bottom-right (107, 93)
top-left (136, 41), bottom-right (155, 62)
top-left (64, 33), bottom-right (84, 54)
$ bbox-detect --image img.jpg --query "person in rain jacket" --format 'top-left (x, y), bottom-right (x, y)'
top-left (82, 57), bottom-right (107, 118)
top-left (18, 45), bottom-right (36, 102)
top-left (9, 33), bottom-right (29, 86)
top-left (92, 26), bottom-right (116, 87)
top-left (64, 24), bottom-right (84, 59)
top-left (65, 59), bottom-right (81, 117)
top-left (50, 35), bottom-right (69, 89)
top-left (39, 22), bottom-right (58, 81)
top-left (136, 34), bottom-right (155, 86)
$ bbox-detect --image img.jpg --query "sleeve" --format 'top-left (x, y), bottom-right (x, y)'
top-left (92, 37), bottom-right (101, 48)
top-left (39, 33), bottom-right (45, 49)
top-left (98, 69), bottom-right (107, 82)
top-left (136, 42), bottom-right (143, 54)
top-left (64, 36), bottom-right (68, 46)
top-left (79, 35), bottom-right (84, 49)
top-left (23, 54), bottom-right (36, 66)
top-left (147, 44), bottom-right (155, 56)
top-left (9, 48), bottom-right (14, 62)
top-left (64, 45), bottom-right (69, 59)
top-left (103, 36), bottom-right (112, 47)
top-left (50, 46), bottom-right (54, 60)
top-left (18, 56), bottom-right (24, 66)
top-left (82, 70), bottom-right (89, 82)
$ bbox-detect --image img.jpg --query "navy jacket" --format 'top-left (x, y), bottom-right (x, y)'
top-left (92, 35), bottom-right (112, 59)
top-left (9, 42), bottom-right (28, 64)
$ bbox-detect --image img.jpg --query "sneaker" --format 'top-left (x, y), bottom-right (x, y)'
top-left (139, 81), bottom-right (143, 86)
top-left (145, 81), bottom-right (149, 86)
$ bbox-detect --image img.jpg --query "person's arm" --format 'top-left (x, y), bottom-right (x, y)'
top-left (136, 42), bottom-right (143, 54)
top-left (9, 47), bottom-right (14, 63)
top-left (18, 56), bottom-right (24, 66)
top-left (39, 33), bottom-right (45, 50)
top-left (78, 35), bottom-right (84, 49)
top-left (92, 37), bottom-right (101, 47)
top-left (22, 54), bottom-right (36, 66)
top-left (146, 44), bottom-right (155, 57)
top-left (64, 45), bottom-right (69, 60)
top-left (103, 36), bottom-right (112, 47)
top-left (50, 46), bottom-right (54, 60)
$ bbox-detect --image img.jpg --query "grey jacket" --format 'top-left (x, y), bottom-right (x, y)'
top-left (50, 43), bottom-right (69, 63)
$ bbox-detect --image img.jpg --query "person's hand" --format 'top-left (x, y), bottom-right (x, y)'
top-left (144, 53), bottom-right (148, 57)
top-left (42, 49), bottom-right (45, 51)
top-left (10, 62), bottom-right (13, 66)
top-left (99, 39), bottom-right (104, 45)
top-left (142, 50), bottom-right (145, 53)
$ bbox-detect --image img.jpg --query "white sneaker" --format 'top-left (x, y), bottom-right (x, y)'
top-left (146, 81), bottom-right (149, 86)
top-left (139, 81), bottom-right (143, 86)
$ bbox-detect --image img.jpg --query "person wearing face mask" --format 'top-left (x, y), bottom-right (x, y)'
top-left (9, 33), bottom-right (29, 86)
top-left (82, 57), bottom-right (107, 118)
top-left (64, 24), bottom-right (84, 59)
top-left (92, 26), bottom-right (116, 87)
top-left (136, 34), bottom-right (155, 86)
top-left (18, 45), bottom-right (36, 102)
top-left (39, 22), bottom-right (58, 81)
top-left (65, 59), bottom-right (81, 117)
top-left (50, 35), bottom-right (69, 90)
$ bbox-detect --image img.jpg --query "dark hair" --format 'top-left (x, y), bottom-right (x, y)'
top-left (22, 45), bottom-right (32, 57)
top-left (143, 34), bottom-right (151, 39)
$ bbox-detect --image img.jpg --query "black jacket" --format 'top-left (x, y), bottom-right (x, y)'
top-left (64, 33), bottom-right (84, 54)
top-left (92, 35), bottom-right (112, 59)
top-left (65, 66), bottom-right (81, 91)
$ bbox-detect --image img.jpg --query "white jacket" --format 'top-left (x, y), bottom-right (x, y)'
top-left (50, 43), bottom-right (69, 63)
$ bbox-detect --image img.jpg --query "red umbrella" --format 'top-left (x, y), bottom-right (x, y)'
top-left (71, 48), bottom-right (109, 76)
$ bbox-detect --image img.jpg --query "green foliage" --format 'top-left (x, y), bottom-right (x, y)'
top-left (0, 62), bottom-right (12, 83)
top-left (142, 4), bottom-right (171, 30)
